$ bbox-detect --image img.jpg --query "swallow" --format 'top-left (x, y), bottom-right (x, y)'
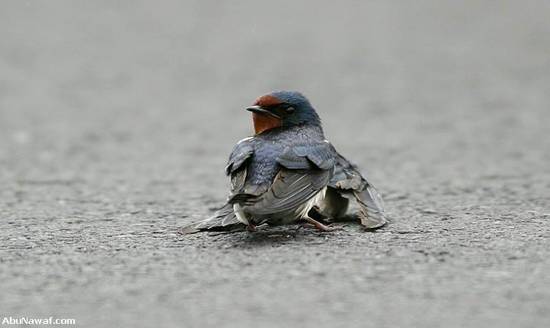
top-left (180, 91), bottom-right (387, 233)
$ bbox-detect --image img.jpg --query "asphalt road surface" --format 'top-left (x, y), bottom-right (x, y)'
top-left (1, 1), bottom-right (549, 327)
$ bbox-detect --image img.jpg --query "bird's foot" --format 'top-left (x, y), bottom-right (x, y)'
top-left (246, 224), bottom-right (257, 232)
top-left (303, 216), bottom-right (340, 232)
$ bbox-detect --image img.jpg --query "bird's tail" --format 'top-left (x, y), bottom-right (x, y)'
top-left (179, 203), bottom-right (244, 234)
top-left (354, 183), bottom-right (388, 229)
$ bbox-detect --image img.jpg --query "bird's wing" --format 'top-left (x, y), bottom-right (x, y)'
top-left (225, 138), bottom-right (254, 175)
top-left (245, 168), bottom-right (331, 215)
top-left (329, 147), bottom-right (387, 229)
top-left (277, 142), bottom-right (335, 170)
top-left (179, 203), bottom-right (245, 234)
top-left (352, 183), bottom-right (386, 228)
top-left (179, 139), bottom-right (255, 234)
top-left (231, 141), bottom-right (334, 214)
top-left (180, 140), bottom-right (335, 233)
top-left (181, 168), bottom-right (331, 234)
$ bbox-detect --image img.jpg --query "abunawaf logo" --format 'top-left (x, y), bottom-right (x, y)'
top-left (2, 316), bottom-right (54, 325)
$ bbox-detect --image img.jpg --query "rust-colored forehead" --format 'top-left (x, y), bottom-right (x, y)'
top-left (253, 94), bottom-right (283, 107)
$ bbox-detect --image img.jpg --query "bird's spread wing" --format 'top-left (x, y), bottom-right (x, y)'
top-left (245, 169), bottom-right (331, 215)
top-left (329, 147), bottom-right (387, 229)
top-left (180, 139), bottom-right (255, 234)
top-left (178, 203), bottom-right (245, 234)
top-left (180, 140), bottom-right (335, 233)
top-left (181, 168), bottom-right (330, 234)
top-left (232, 141), bottom-right (334, 214)
top-left (353, 183), bottom-right (386, 228)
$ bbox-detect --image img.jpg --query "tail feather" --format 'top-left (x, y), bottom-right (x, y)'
top-left (179, 203), bottom-right (244, 234)
top-left (353, 184), bottom-right (387, 229)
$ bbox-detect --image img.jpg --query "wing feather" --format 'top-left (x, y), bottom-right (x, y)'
top-left (179, 203), bottom-right (244, 234)
top-left (327, 145), bottom-right (388, 229)
top-left (354, 183), bottom-right (387, 228)
top-left (247, 169), bottom-right (331, 215)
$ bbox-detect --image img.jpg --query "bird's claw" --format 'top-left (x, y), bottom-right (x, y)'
top-left (303, 216), bottom-right (341, 232)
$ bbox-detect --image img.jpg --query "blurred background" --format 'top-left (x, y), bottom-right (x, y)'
top-left (1, 1), bottom-right (549, 327)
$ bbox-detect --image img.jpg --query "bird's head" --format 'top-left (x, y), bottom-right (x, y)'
top-left (246, 91), bottom-right (321, 135)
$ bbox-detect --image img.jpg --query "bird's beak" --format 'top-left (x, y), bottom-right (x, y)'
top-left (245, 105), bottom-right (281, 119)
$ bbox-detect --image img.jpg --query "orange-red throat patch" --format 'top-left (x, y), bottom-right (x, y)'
top-left (251, 94), bottom-right (284, 134)
top-left (252, 112), bottom-right (282, 134)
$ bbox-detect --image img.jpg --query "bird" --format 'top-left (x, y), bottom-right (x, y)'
top-left (180, 91), bottom-right (387, 233)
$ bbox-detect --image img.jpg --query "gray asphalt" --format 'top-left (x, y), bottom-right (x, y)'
top-left (1, 1), bottom-right (549, 327)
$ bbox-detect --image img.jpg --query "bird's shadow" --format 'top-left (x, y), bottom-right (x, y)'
top-left (204, 217), bottom-right (372, 247)
top-left (175, 214), bottom-right (387, 248)
top-left (217, 225), bottom-right (340, 247)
